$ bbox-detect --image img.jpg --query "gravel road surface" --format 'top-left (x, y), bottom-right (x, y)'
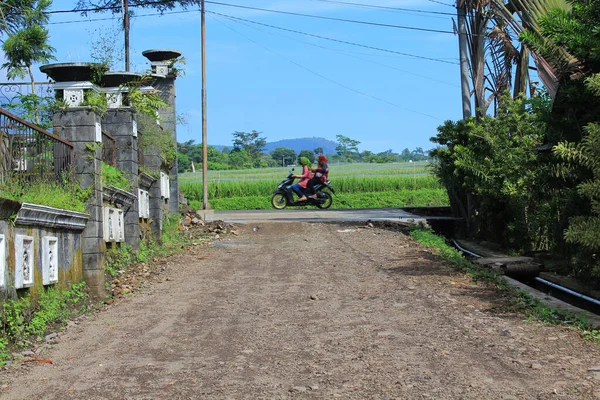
top-left (1, 222), bottom-right (599, 399)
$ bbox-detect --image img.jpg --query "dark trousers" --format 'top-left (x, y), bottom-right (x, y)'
top-left (306, 176), bottom-right (322, 195)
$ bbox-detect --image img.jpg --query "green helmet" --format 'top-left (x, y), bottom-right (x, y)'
top-left (299, 157), bottom-right (311, 167)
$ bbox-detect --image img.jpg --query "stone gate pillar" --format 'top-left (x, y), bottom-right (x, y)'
top-left (102, 109), bottom-right (140, 250)
top-left (142, 49), bottom-right (182, 214)
top-left (53, 108), bottom-right (105, 297)
top-left (100, 72), bottom-right (143, 250)
top-left (41, 62), bottom-right (107, 298)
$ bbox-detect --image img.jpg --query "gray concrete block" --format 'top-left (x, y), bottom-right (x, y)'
top-left (117, 149), bottom-right (135, 162)
top-left (102, 110), bottom-right (135, 125)
top-left (106, 124), bottom-right (135, 138)
top-left (82, 252), bottom-right (104, 271)
top-left (115, 137), bottom-right (134, 148)
top-left (54, 109), bottom-right (100, 127)
top-left (82, 221), bottom-right (103, 239)
top-left (83, 269), bottom-right (106, 298)
top-left (124, 223), bottom-right (140, 250)
top-left (85, 205), bottom-right (103, 222)
top-left (59, 126), bottom-right (98, 143)
top-left (77, 173), bottom-right (101, 190)
top-left (81, 237), bottom-right (106, 254)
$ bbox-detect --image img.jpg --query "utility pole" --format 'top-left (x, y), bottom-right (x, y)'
top-left (457, 0), bottom-right (471, 119)
top-left (457, 0), bottom-right (475, 233)
top-left (123, 0), bottom-right (130, 71)
top-left (201, 0), bottom-right (209, 210)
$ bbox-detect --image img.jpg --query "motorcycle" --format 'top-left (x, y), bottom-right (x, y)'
top-left (271, 169), bottom-right (335, 209)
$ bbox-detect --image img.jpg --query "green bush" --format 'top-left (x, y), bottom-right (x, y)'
top-left (0, 174), bottom-right (89, 213)
top-left (102, 162), bottom-right (132, 191)
top-left (105, 244), bottom-right (134, 277)
top-left (0, 283), bottom-right (88, 364)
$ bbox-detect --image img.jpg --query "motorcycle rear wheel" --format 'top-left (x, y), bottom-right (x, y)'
top-left (316, 192), bottom-right (333, 209)
top-left (271, 192), bottom-right (288, 209)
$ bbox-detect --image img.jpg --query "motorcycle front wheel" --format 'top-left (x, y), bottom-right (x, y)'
top-left (271, 192), bottom-right (288, 209)
top-left (316, 192), bottom-right (333, 209)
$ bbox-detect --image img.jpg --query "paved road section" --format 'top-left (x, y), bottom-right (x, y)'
top-left (203, 208), bottom-right (428, 224)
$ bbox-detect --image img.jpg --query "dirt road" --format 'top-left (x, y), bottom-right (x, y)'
top-left (2, 222), bottom-right (599, 399)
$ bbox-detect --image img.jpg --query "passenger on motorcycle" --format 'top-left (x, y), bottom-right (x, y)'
top-left (291, 157), bottom-right (313, 202)
top-left (307, 155), bottom-right (329, 199)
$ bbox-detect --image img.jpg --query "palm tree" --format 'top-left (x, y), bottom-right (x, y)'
top-left (459, 0), bottom-right (575, 117)
top-left (460, 0), bottom-right (523, 117)
top-left (490, 0), bottom-right (576, 98)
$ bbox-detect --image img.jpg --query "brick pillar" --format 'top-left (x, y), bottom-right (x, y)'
top-left (153, 76), bottom-right (179, 214)
top-left (53, 108), bottom-right (105, 298)
top-left (102, 109), bottom-right (140, 250)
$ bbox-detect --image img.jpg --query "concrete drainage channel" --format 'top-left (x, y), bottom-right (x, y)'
top-left (452, 239), bottom-right (600, 328)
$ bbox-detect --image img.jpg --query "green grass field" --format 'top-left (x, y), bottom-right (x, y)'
top-left (180, 161), bottom-right (448, 211)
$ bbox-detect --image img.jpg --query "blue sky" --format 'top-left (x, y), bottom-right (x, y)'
top-left (35, 0), bottom-right (463, 153)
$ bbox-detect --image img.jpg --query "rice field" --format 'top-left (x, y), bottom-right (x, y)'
top-left (179, 161), bottom-right (448, 210)
top-left (179, 161), bottom-right (432, 182)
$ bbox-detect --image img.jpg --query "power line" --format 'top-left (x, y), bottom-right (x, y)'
top-left (48, 4), bottom-right (119, 14)
top-left (425, 0), bottom-right (456, 7)
top-left (222, 13), bottom-right (459, 88)
top-left (48, 15), bottom-right (119, 24)
top-left (47, 0), bottom-right (456, 35)
top-left (47, 0), bottom-right (180, 14)
top-left (209, 14), bottom-right (440, 121)
top-left (47, 6), bottom-right (459, 81)
top-left (46, 5), bottom-right (459, 66)
top-left (207, 10), bottom-right (458, 65)
top-left (204, 1), bottom-right (454, 34)
top-left (48, 8), bottom-right (193, 25)
top-left (308, 0), bottom-right (457, 16)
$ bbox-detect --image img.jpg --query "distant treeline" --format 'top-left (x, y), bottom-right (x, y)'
top-left (177, 132), bottom-right (432, 172)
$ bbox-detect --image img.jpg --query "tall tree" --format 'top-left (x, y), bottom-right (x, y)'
top-left (270, 147), bottom-right (297, 167)
top-left (335, 134), bottom-right (360, 161)
top-left (75, 0), bottom-right (201, 13)
top-left (75, 1), bottom-right (201, 70)
top-left (232, 130), bottom-right (267, 168)
top-left (458, 0), bottom-right (573, 117)
top-left (0, 1), bottom-right (46, 37)
top-left (1, 0), bottom-right (54, 125)
top-left (491, 0), bottom-right (575, 99)
top-left (1, 0), bottom-right (53, 86)
top-left (298, 150), bottom-right (315, 164)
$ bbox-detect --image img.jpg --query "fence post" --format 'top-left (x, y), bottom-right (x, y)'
top-left (53, 108), bottom-right (106, 298)
top-left (102, 109), bottom-right (141, 250)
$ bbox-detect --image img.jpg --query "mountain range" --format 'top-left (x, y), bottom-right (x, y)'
top-left (212, 137), bottom-right (338, 154)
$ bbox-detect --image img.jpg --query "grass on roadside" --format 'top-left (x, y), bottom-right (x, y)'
top-left (409, 226), bottom-right (600, 343)
top-left (187, 189), bottom-right (448, 211)
top-left (0, 175), bottom-right (90, 213)
top-left (0, 283), bottom-right (89, 365)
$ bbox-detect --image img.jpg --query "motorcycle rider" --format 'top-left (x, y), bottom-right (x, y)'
top-left (291, 157), bottom-right (313, 202)
top-left (307, 155), bottom-right (329, 199)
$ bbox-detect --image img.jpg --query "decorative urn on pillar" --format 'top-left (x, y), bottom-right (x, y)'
top-left (141, 49), bottom-right (182, 76)
top-left (39, 62), bottom-right (108, 108)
